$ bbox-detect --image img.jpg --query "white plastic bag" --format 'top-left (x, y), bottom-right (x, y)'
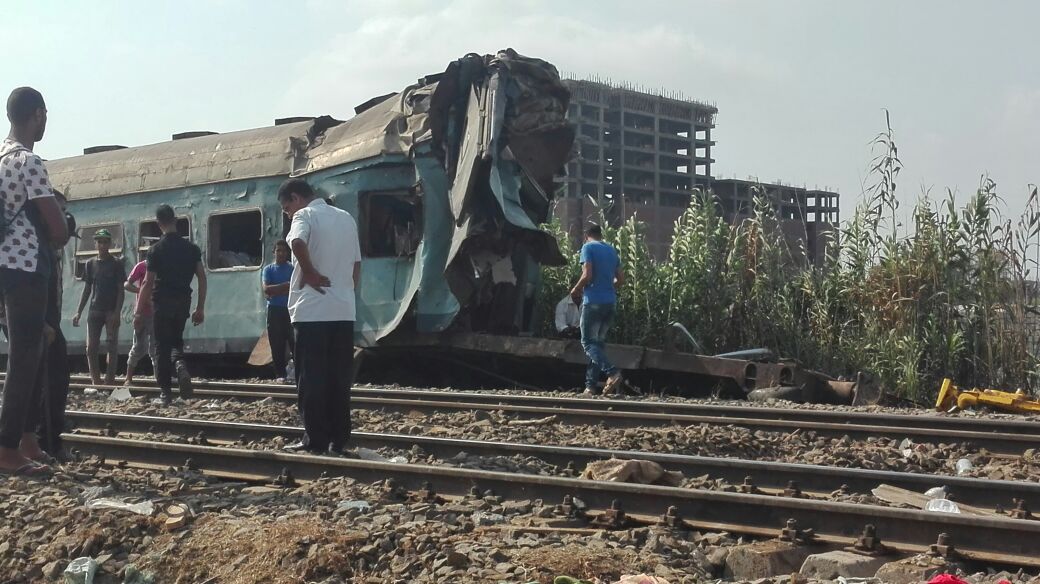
top-left (955, 458), bottom-right (973, 476)
top-left (86, 498), bottom-right (154, 516)
top-left (108, 386), bottom-right (132, 401)
top-left (924, 498), bottom-right (960, 514)
top-left (62, 557), bottom-right (98, 584)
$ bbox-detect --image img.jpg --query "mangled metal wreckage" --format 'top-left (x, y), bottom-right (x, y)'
top-left (46, 49), bottom-right (874, 402)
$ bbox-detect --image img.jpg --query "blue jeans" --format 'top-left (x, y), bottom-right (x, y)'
top-left (580, 302), bottom-right (617, 389)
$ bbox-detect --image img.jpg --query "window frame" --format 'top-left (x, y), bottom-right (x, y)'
top-left (73, 223), bottom-right (125, 281)
top-left (205, 207), bottom-right (264, 272)
top-left (357, 188), bottom-right (423, 259)
top-left (138, 216), bottom-right (191, 255)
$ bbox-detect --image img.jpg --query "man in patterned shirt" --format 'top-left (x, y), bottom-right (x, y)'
top-left (0, 87), bottom-right (69, 476)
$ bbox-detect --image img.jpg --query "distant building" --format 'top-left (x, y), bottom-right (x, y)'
top-left (554, 78), bottom-right (839, 266)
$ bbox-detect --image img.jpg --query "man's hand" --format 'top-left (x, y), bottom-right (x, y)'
top-left (133, 313), bottom-right (143, 328)
top-left (569, 287), bottom-right (582, 305)
top-left (191, 307), bottom-right (205, 326)
top-left (72, 313), bottom-right (81, 327)
top-left (300, 268), bottom-right (330, 294)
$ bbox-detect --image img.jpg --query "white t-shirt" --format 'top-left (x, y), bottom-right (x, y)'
top-left (286, 198), bottom-right (362, 323)
top-left (0, 139), bottom-right (54, 273)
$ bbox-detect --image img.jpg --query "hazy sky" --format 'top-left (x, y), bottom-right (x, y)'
top-left (3, 1), bottom-right (1037, 219)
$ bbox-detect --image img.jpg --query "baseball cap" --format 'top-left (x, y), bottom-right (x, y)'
top-left (93, 228), bottom-right (112, 240)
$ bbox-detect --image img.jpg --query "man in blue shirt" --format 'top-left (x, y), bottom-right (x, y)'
top-left (261, 240), bottom-right (295, 381)
top-left (569, 224), bottom-right (625, 396)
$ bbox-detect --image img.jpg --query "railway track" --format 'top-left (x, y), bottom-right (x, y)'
top-left (65, 409), bottom-right (1040, 511)
top-left (66, 382), bottom-right (1040, 455)
top-left (62, 432), bottom-right (1040, 567)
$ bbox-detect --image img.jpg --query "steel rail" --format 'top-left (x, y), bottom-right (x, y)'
top-left (66, 410), bottom-right (1040, 511)
top-left (68, 384), bottom-right (1040, 455)
top-left (61, 375), bottom-right (1040, 435)
top-left (62, 433), bottom-right (1040, 567)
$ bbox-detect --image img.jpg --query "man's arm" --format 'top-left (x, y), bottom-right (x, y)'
top-left (113, 265), bottom-right (126, 314)
top-left (570, 262), bottom-right (593, 303)
top-left (192, 261), bottom-right (206, 325)
top-left (353, 261), bottom-right (361, 289)
top-left (124, 277), bottom-right (140, 294)
top-left (73, 261), bottom-right (92, 326)
top-left (33, 197), bottom-right (69, 246)
top-left (137, 271), bottom-right (155, 324)
top-left (614, 267), bottom-right (625, 288)
top-left (290, 238), bottom-right (330, 294)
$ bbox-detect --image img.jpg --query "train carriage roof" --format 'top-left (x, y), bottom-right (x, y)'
top-left (48, 85), bottom-right (434, 201)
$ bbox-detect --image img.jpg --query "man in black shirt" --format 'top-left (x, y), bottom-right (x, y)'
top-left (137, 205), bottom-right (206, 405)
top-left (72, 228), bottom-right (125, 385)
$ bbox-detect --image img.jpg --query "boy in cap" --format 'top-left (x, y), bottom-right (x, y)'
top-left (73, 228), bottom-right (126, 386)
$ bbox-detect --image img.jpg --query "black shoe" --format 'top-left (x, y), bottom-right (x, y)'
top-left (153, 393), bottom-right (174, 406)
top-left (176, 362), bottom-right (193, 399)
top-left (328, 445), bottom-right (359, 458)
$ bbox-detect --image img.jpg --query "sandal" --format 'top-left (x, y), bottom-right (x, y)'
top-left (0, 462), bottom-right (52, 477)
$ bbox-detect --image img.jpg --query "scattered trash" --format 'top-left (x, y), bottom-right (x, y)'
top-left (62, 557), bottom-right (98, 584)
top-left (163, 503), bottom-right (191, 531)
top-left (924, 486), bottom-right (949, 498)
top-left (108, 386), bottom-right (132, 401)
top-left (471, 511), bottom-right (506, 525)
top-left (924, 498), bottom-right (961, 514)
top-left (507, 415), bottom-right (558, 427)
top-left (955, 458), bottom-right (973, 476)
top-left (82, 388), bottom-right (99, 397)
top-left (86, 498), bottom-right (155, 516)
top-left (336, 500), bottom-right (371, 512)
top-left (899, 438), bottom-right (914, 458)
top-left (836, 578), bottom-right (880, 584)
top-left (356, 448), bottom-right (389, 462)
top-left (388, 455), bottom-right (408, 464)
top-left (285, 359), bottom-right (296, 383)
top-left (612, 576), bottom-right (671, 584)
top-left (927, 574), bottom-right (970, 584)
top-left (581, 458), bottom-right (683, 486)
top-left (554, 577), bottom-right (593, 584)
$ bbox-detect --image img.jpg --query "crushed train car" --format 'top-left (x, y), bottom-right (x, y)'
top-left (44, 49), bottom-right (572, 353)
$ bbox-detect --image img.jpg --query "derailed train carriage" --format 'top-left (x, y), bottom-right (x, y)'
top-left (47, 49), bottom-right (572, 355)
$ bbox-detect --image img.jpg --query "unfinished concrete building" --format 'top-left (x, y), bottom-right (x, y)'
top-left (554, 78), bottom-right (839, 265)
top-left (554, 78), bottom-right (717, 258)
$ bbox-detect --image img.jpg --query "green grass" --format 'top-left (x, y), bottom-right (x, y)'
top-left (540, 113), bottom-right (1040, 402)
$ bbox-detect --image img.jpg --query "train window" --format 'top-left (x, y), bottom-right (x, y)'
top-left (359, 190), bottom-right (422, 257)
top-left (208, 209), bottom-right (262, 270)
top-left (74, 224), bottom-right (124, 280)
top-left (139, 217), bottom-right (190, 254)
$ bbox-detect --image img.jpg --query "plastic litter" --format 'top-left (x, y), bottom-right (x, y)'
top-left (108, 386), bottom-right (132, 401)
top-left (924, 498), bottom-right (961, 514)
top-left (336, 500), bottom-right (371, 512)
top-left (388, 455), bottom-right (408, 464)
top-left (899, 438), bottom-right (914, 457)
top-left (62, 557), bottom-right (98, 584)
top-left (471, 511), bottom-right (506, 525)
top-left (927, 574), bottom-right (970, 584)
top-left (285, 359), bottom-right (296, 383)
top-left (355, 448), bottom-right (388, 462)
top-left (87, 498), bottom-right (155, 516)
top-left (924, 486), bottom-right (948, 498)
top-left (82, 388), bottom-right (99, 397)
top-left (955, 458), bottom-right (973, 476)
top-left (612, 576), bottom-right (672, 584)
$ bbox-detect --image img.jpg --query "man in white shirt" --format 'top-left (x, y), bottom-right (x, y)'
top-left (277, 178), bottom-right (361, 456)
top-left (554, 294), bottom-right (580, 339)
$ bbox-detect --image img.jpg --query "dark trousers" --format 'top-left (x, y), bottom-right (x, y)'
top-left (294, 320), bottom-right (353, 452)
top-left (266, 306), bottom-right (294, 378)
top-left (154, 297), bottom-right (190, 398)
top-left (35, 324), bottom-right (68, 454)
top-left (0, 269), bottom-right (48, 449)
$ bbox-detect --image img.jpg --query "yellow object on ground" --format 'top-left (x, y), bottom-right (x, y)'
top-left (935, 378), bottom-right (1040, 414)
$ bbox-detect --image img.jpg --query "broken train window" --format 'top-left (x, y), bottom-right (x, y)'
top-left (207, 209), bottom-right (262, 270)
top-left (359, 189), bottom-right (422, 257)
top-left (74, 223), bottom-right (124, 279)
top-left (139, 217), bottom-right (190, 255)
